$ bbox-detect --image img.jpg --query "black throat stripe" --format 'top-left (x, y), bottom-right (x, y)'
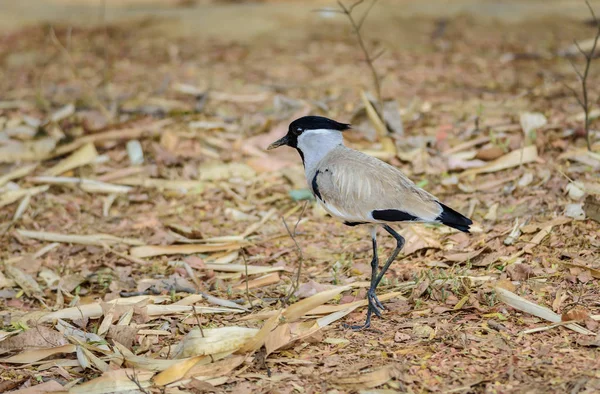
top-left (311, 170), bottom-right (322, 201)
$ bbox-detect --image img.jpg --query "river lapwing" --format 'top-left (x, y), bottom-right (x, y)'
top-left (268, 115), bottom-right (472, 329)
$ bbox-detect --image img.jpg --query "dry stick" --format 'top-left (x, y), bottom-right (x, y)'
top-left (283, 201), bottom-right (309, 304)
top-left (241, 248), bottom-right (252, 307)
top-left (565, 0), bottom-right (600, 151)
top-left (125, 368), bottom-right (150, 394)
top-left (337, 0), bottom-right (383, 115)
top-left (48, 27), bottom-right (112, 120)
top-left (192, 307), bottom-right (215, 363)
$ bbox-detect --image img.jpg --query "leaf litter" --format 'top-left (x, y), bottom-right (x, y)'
top-left (0, 3), bottom-right (600, 393)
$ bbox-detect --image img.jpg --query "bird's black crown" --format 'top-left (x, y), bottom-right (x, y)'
top-left (289, 116), bottom-right (351, 136)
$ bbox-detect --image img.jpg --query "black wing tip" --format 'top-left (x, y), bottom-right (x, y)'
top-left (436, 203), bottom-right (473, 233)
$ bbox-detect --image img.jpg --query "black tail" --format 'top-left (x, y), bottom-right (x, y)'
top-left (436, 203), bottom-right (472, 233)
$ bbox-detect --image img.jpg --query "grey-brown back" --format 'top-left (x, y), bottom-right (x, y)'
top-left (307, 145), bottom-right (443, 224)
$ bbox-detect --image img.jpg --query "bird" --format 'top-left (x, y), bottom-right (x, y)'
top-left (267, 115), bottom-right (472, 330)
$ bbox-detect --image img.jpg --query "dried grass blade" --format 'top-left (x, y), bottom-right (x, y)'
top-left (0, 344), bottom-right (77, 363)
top-left (0, 163), bottom-right (37, 188)
top-left (68, 368), bottom-right (154, 394)
top-left (0, 186), bottom-right (49, 208)
top-left (17, 229), bottom-right (144, 246)
top-left (29, 176), bottom-right (132, 194)
top-left (114, 177), bottom-right (204, 192)
top-left (236, 310), bottom-right (284, 354)
top-left (460, 146), bottom-right (538, 177)
top-left (495, 287), bottom-right (594, 335)
top-left (202, 263), bottom-right (284, 275)
top-left (130, 243), bottom-right (245, 258)
top-left (283, 286), bottom-right (351, 322)
top-left (44, 143), bottom-right (98, 176)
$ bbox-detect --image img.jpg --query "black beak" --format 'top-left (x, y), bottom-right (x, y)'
top-left (267, 135), bottom-right (290, 150)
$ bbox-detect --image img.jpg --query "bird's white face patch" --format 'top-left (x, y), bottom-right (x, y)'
top-left (297, 128), bottom-right (343, 172)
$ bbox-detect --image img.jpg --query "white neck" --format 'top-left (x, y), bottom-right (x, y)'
top-left (297, 129), bottom-right (344, 172)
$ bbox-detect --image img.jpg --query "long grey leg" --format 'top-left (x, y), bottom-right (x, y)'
top-left (346, 226), bottom-right (380, 330)
top-left (375, 225), bottom-right (405, 288)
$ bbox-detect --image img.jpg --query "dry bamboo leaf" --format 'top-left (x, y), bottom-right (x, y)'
top-left (236, 310), bottom-right (284, 354)
top-left (333, 364), bottom-right (403, 389)
top-left (152, 355), bottom-right (206, 386)
top-left (460, 146), bottom-right (538, 177)
top-left (68, 368), bottom-right (154, 394)
top-left (266, 306), bottom-right (358, 355)
top-left (53, 122), bottom-right (170, 157)
top-left (306, 291), bottom-right (405, 316)
top-left (114, 177), bottom-right (204, 192)
top-left (184, 354), bottom-right (245, 380)
top-left (172, 327), bottom-right (259, 358)
top-left (0, 326), bottom-right (67, 350)
top-left (202, 263), bottom-right (284, 275)
top-left (13, 193), bottom-right (31, 221)
top-left (360, 90), bottom-right (387, 138)
top-left (146, 304), bottom-right (244, 316)
top-left (445, 247), bottom-right (488, 264)
top-left (44, 143), bottom-right (98, 176)
top-left (130, 243), bottom-right (244, 258)
top-left (9, 380), bottom-right (64, 394)
top-left (0, 185), bottom-right (49, 208)
top-left (242, 208), bottom-right (277, 238)
top-left (283, 286), bottom-right (350, 322)
top-left (49, 103), bottom-right (75, 123)
top-left (399, 226), bottom-right (442, 255)
top-left (31, 296), bottom-right (168, 323)
top-left (0, 138), bottom-right (56, 163)
top-left (0, 164), bottom-right (37, 188)
top-left (29, 176), bottom-right (132, 194)
top-left (495, 287), bottom-right (594, 335)
top-left (198, 162), bottom-right (255, 181)
top-left (17, 229), bottom-right (144, 246)
top-left (80, 346), bottom-right (109, 372)
top-left (558, 148), bottom-right (600, 169)
top-left (233, 272), bottom-right (280, 290)
top-left (173, 294), bottom-right (204, 306)
top-left (4, 264), bottom-right (42, 296)
top-left (0, 344), bottom-right (76, 363)
top-left (561, 306), bottom-right (590, 322)
top-left (199, 292), bottom-right (247, 311)
top-left (523, 224), bottom-right (553, 253)
top-left (558, 261), bottom-right (600, 279)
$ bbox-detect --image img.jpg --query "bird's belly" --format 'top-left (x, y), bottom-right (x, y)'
top-left (316, 198), bottom-right (375, 223)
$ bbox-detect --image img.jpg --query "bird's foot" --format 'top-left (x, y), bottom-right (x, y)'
top-left (343, 309), bottom-right (373, 331)
top-left (367, 289), bottom-right (384, 317)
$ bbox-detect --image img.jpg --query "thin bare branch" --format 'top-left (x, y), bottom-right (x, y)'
top-left (241, 248), bottom-right (253, 307)
top-left (562, 81), bottom-right (585, 109)
top-left (282, 201), bottom-right (308, 304)
top-left (125, 368), bottom-right (150, 394)
top-left (565, 0), bottom-right (599, 151)
top-left (48, 27), bottom-right (112, 121)
top-left (337, 0), bottom-right (384, 116)
top-left (311, 8), bottom-right (345, 14)
top-left (567, 56), bottom-right (584, 80)
top-left (357, 0), bottom-right (379, 32)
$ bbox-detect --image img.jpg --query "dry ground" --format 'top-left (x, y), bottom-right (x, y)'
top-left (1, 4), bottom-right (600, 393)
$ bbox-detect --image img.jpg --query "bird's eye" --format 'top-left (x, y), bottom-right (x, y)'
top-left (294, 127), bottom-right (302, 135)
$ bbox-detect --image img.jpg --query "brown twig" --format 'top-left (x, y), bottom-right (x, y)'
top-left (337, 0), bottom-right (383, 115)
top-left (125, 368), bottom-right (150, 394)
top-left (48, 27), bottom-right (112, 121)
top-left (241, 248), bottom-right (252, 308)
top-left (565, 0), bottom-right (600, 151)
top-left (283, 201), bottom-right (309, 304)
